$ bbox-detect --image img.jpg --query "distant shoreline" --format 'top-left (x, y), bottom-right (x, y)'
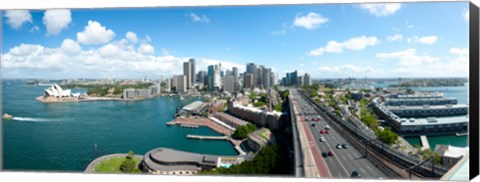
top-left (35, 96), bottom-right (149, 103)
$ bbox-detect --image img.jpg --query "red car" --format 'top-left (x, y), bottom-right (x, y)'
top-left (325, 130), bottom-right (330, 134)
top-left (320, 130), bottom-right (324, 134)
top-left (328, 150), bottom-right (334, 157)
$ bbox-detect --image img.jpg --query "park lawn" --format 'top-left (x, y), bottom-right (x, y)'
top-left (94, 157), bottom-right (143, 173)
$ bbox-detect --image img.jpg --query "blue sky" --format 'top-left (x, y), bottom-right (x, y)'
top-left (1, 2), bottom-right (470, 79)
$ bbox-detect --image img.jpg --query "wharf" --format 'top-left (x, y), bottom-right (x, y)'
top-left (420, 135), bottom-right (430, 150)
top-left (167, 116), bottom-right (234, 135)
top-left (187, 134), bottom-right (229, 140)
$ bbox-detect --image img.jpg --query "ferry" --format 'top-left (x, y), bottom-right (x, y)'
top-left (456, 132), bottom-right (468, 136)
top-left (2, 113), bottom-right (13, 120)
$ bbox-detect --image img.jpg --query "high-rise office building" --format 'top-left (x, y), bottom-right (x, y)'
top-left (172, 76), bottom-right (178, 88)
top-left (262, 67), bottom-right (271, 89)
top-left (164, 77), bottom-right (171, 92)
top-left (223, 75), bottom-right (235, 93)
top-left (232, 67), bottom-right (239, 91)
top-left (256, 67), bottom-right (263, 88)
top-left (176, 75), bottom-right (187, 93)
top-left (214, 63), bottom-right (222, 90)
top-left (208, 65), bottom-right (214, 90)
top-left (304, 73), bottom-right (312, 86)
top-left (197, 71), bottom-right (207, 85)
top-left (246, 63), bottom-right (257, 87)
top-left (244, 73), bottom-right (254, 89)
top-left (286, 70), bottom-right (298, 86)
top-left (183, 62), bottom-right (192, 89)
top-left (189, 58), bottom-right (196, 85)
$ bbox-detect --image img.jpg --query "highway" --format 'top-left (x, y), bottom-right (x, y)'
top-left (289, 89), bottom-right (387, 179)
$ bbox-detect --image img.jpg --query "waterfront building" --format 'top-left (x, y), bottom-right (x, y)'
top-left (189, 58), bottom-right (196, 85)
top-left (434, 145), bottom-right (469, 168)
top-left (384, 97), bottom-right (458, 106)
top-left (371, 96), bottom-right (469, 136)
top-left (304, 73), bottom-right (312, 86)
top-left (244, 73), bottom-right (254, 89)
top-left (246, 128), bottom-right (276, 152)
top-left (183, 62), bottom-right (192, 89)
top-left (142, 148), bottom-right (220, 175)
top-left (223, 75), bottom-right (236, 93)
top-left (43, 84), bottom-right (80, 98)
top-left (182, 101), bottom-right (207, 115)
top-left (164, 78), bottom-right (171, 92)
top-left (386, 104), bottom-right (468, 117)
top-left (172, 75), bottom-right (178, 89)
top-left (213, 112), bottom-right (248, 128)
top-left (197, 71), bottom-right (206, 84)
top-left (123, 88), bottom-right (151, 100)
top-left (214, 64), bottom-right (222, 90)
top-left (227, 100), bottom-right (284, 130)
top-left (176, 75), bottom-right (187, 93)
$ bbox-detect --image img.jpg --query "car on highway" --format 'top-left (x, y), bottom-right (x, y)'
top-left (325, 130), bottom-right (329, 134)
top-left (319, 136), bottom-right (326, 142)
top-left (336, 144), bottom-right (343, 149)
top-left (342, 143), bottom-right (348, 149)
top-left (351, 170), bottom-right (361, 178)
top-left (325, 125), bottom-right (331, 130)
top-left (319, 130), bottom-right (324, 134)
top-left (311, 123), bottom-right (316, 127)
top-left (328, 150), bottom-right (334, 157)
top-left (321, 152), bottom-right (328, 158)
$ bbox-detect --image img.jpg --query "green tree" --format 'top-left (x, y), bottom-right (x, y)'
top-left (274, 104), bottom-right (282, 112)
top-left (232, 123), bottom-right (257, 140)
top-left (375, 127), bottom-right (398, 145)
top-left (120, 151), bottom-right (137, 173)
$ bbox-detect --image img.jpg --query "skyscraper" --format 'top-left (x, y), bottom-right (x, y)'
top-left (262, 67), bottom-right (271, 89)
top-left (176, 75), bottom-right (187, 93)
top-left (208, 65), bottom-right (215, 91)
top-left (223, 75), bottom-right (235, 93)
top-left (256, 67), bottom-right (263, 88)
top-left (183, 62), bottom-right (192, 89)
top-left (246, 63), bottom-right (257, 87)
top-left (304, 73), bottom-right (312, 86)
top-left (189, 58), bottom-right (196, 85)
top-left (297, 75), bottom-right (304, 87)
top-left (244, 73), bottom-right (254, 89)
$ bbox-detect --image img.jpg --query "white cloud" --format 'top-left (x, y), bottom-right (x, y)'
top-left (2, 37), bottom-right (247, 79)
top-left (359, 3), bottom-right (402, 17)
top-left (417, 36), bottom-right (438, 45)
top-left (406, 35), bottom-right (438, 45)
top-left (387, 34), bottom-right (403, 42)
top-left (293, 12), bottom-right (329, 30)
top-left (189, 13), bottom-right (210, 23)
top-left (161, 48), bottom-right (171, 55)
top-left (77, 20), bottom-right (116, 45)
top-left (376, 48), bottom-right (468, 77)
top-left (309, 36), bottom-right (379, 56)
top-left (43, 9), bottom-right (72, 36)
top-left (319, 64), bottom-right (375, 74)
top-left (126, 31), bottom-right (138, 43)
top-left (4, 10), bottom-right (32, 29)
top-left (60, 39), bottom-right (82, 55)
top-left (138, 44), bottom-right (155, 54)
top-left (463, 9), bottom-right (469, 22)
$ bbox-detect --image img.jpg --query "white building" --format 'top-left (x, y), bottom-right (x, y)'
top-left (44, 84), bottom-right (80, 98)
top-left (304, 73), bottom-right (312, 86)
top-left (183, 62), bottom-right (192, 89)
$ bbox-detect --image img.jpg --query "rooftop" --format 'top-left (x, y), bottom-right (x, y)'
top-left (143, 147), bottom-right (220, 172)
top-left (182, 101), bottom-right (205, 112)
top-left (441, 153), bottom-right (469, 181)
top-left (399, 115), bottom-right (469, 126)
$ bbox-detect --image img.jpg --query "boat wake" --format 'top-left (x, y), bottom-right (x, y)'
top-left (11, 117), bottom-right (72, 122)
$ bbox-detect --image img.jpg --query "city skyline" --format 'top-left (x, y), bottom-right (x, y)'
top-left (2, 2), bottom-right (469, 79)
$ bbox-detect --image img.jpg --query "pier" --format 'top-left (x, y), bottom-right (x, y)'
top-left (180, 124), bottom-right (199, 128)
top-left (187, 134), bottom-right (229, 140)
top-left (420, 135), bottom-right (430, 150)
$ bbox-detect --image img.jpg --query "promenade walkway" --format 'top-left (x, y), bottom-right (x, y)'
top-left (84, 153), bottom-right (144, 173)
top-left (420, 135), bottom-right (430, 150)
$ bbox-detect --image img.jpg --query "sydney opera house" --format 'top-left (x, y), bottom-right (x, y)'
top-left (44, 84), bottom-right (81, 98)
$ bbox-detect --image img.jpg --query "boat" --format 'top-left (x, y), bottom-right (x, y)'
top-left (456, 132), bottom-right (468, 136)
top-left (2, 113), bottom-right (13, 120)
top-left (180, 96), bottom-right (184, 100)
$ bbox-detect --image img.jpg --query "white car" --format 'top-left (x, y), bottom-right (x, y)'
top-left (319, 137), bottom-right (326, 142)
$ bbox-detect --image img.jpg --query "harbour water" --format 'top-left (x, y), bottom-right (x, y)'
top-left (2, 80), bottom-right (237, 172)
top-left (373, 81), bottom-right (469, 148)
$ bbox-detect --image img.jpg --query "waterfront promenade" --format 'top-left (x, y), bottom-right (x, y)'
top-left (84, 153), bottom-right (144, 173)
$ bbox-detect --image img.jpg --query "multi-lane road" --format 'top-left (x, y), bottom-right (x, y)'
top-left (289, 89), bottom-right (387, 179)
